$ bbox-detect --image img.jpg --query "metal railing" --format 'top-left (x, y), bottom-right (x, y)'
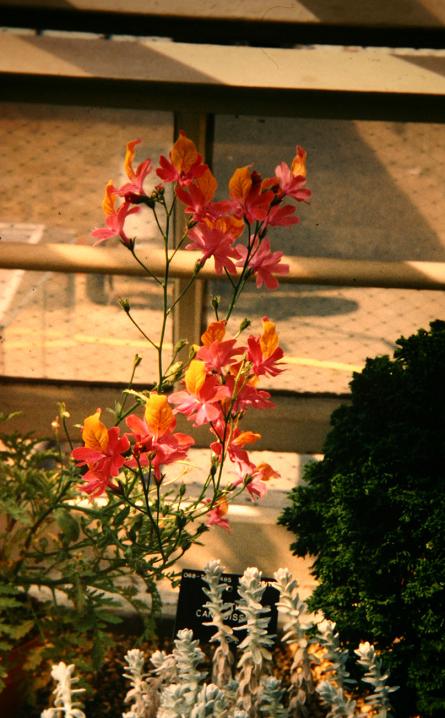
top-left (2, 241), bottom-right (445, 290)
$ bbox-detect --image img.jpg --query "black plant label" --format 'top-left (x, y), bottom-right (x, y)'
top-left (174, 568), bottom-right (279, 644)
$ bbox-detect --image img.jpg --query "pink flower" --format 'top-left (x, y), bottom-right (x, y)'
top-left (247, 336), bottom-right (284, 377)
top-left (125, 395), bottom-right (194, 481)
top-left (186, 223), bottom-right (241, 276)
top-left (91, 181), bottom-right (140, 247)
top-left (210, 428), bottom-right (260, 475)
top-left (237, 238), bottom-right (289, 290)
top-left (196, 338), bottom-right (241, 372)
top-left (156, 131), bottom-right (207, 186)
top-left (265, 203), bottom-right (299, 227)
top-left (247, 315), bottom-right (285, 377)
top-left (274, 146), bottom-right (311, 203)
top-left (206, 497), bottom-right (230, 530)
top-left (233, 461), bottom-right (280, 501)
top-left (169, 360), bottom-right (229, 426)
top-left (71, 410), bottom-right (130, 498)
top-left (175, 166), bottom-right (217, 221)
top-left (116, 139), bottom-right (152, 197)
top-left (228, 166), bottom-right (274, 223)
top-left (224, 375), bottom-right (274, 413)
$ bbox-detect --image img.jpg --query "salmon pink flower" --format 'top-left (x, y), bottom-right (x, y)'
top-left (206, 497), bottom-right (230, 530)
top-left (234, 461), bottom-right (280, 501)
top-left (175, 166), bottom-right (217, 220)
top-left (247, 316), bottom-right (284, 377)
top-left (91, 180), bottom-right (140, 247)
top-left (71, 409), bottom-right (130, 498)
top-left (210, 428), bottom-right (260, 475)
top-left (156, 131), bottom-right (207, 186)
top-left (237, 238), bottom-right (289, 290)
top-left (197, 320), bottom-right (242, 371)
top-left (169, 359), bottom-right (229, 426)
top-left (196, 338), bottom-right (242, 373)
top-left (186, 223), bottom-right (241, 275)
top-left (265, 203), bottom-right (299, 227)
top-left (275, 145), bottom-right (311, 202)
top-left (225, 375), bottom-right (275, 412)
top-left (117, 139), bottom-right (152, 197)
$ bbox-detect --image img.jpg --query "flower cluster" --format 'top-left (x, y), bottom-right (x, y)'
top-left (72, 316), bottom-right (283, 529)
top-left (92, 131), bottom-right (310, 291)
top-left (69, 133), bottom-right (310, 577)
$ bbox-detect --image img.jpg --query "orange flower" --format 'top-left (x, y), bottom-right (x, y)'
top-left (101, 180), bottom-right (116, 217)
top-left (193, 166), bottom-right (217, 204)
top-left (81, 409), bottom-right (109, 451)
top-left (157, 131), bottom-right (207, 185)
top-left (253, 462), bottom-right (280, 482)
top-left (171, 131), bottom-right (200, 173)
top-left (228, 165), bottom-right (252, 201)
top-left (201, 320), bottom-right (227, 346)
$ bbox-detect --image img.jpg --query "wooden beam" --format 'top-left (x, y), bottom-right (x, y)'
top-left (0, 377), bottom-right (345, 454)
top-left (1, 33), bottom-right (444, 96)
top-left (1, 0), bottom-right (444, 28)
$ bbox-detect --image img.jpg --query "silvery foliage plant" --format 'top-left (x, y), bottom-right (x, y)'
top-left (42, 562), bottom-right (398, 718)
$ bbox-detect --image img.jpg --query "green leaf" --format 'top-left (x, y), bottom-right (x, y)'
top-left (114, 505), bottom-right (130, 527)
top-left (95, 610), bottom-right (123, 625)
top-left (8, 620), bottom-right (34, 640)
top-left (55, 509), bottom-right (80, 544)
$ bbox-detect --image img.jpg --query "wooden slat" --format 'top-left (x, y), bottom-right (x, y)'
top-left (1, 33), bottom-right (444, 96)
top-left (1, 0), bottom-right (445, 28)
top-left (2, 242), bottom-right (445, 291)
top-left (2, 34), bottom-right (444, 120)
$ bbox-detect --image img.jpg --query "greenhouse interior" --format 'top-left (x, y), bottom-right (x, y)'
top-left (0, 2), bottom-right (444, 717)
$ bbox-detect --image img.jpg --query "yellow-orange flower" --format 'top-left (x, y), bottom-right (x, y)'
top-left (123, 139), bottom-right (140, 181)
top-left (144, 394), bottom-right (176, 438)
top-left (184, 359), bottom-right (207, 396)
top-left (260, 316), bottom-right (280, 358)
top-left (102, 180), bottom-right (116, 217)
top-left (291, 145), bottom-right (307, 178)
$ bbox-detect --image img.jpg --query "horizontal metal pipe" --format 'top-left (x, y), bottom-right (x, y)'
top-left (1, 241), bottom-right (445, 290)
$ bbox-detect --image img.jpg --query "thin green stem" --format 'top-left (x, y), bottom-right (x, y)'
top-left (130, 248), bottom-right (163, 286)
top-left (124, 310), bottom-right (159, 351)
top-left (115, 356), bottom-right (142, 424)
top-left (137, 458), bottom-right (167, 566)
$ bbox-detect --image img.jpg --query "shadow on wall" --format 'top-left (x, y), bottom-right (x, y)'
top-left (294, 0), bottom-right (445, 26)
top-left (213, 116), bottom-right (445, 263)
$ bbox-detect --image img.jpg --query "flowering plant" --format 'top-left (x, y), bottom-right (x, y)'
top-left (70, 132), bottom-right (310, 585)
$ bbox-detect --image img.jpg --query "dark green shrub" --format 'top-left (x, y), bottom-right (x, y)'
top-left (279, 320), bottom-right (445, 717)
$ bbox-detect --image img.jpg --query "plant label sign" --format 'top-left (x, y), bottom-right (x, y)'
top-left (174, 569), bottom-right (279, 643)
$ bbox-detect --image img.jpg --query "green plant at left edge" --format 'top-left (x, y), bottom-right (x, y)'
top-left (0, 411), bottom-right (160, 700)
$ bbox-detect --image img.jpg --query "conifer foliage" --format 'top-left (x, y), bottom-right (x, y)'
top-left (280, 321), bottom-right (445, 717)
